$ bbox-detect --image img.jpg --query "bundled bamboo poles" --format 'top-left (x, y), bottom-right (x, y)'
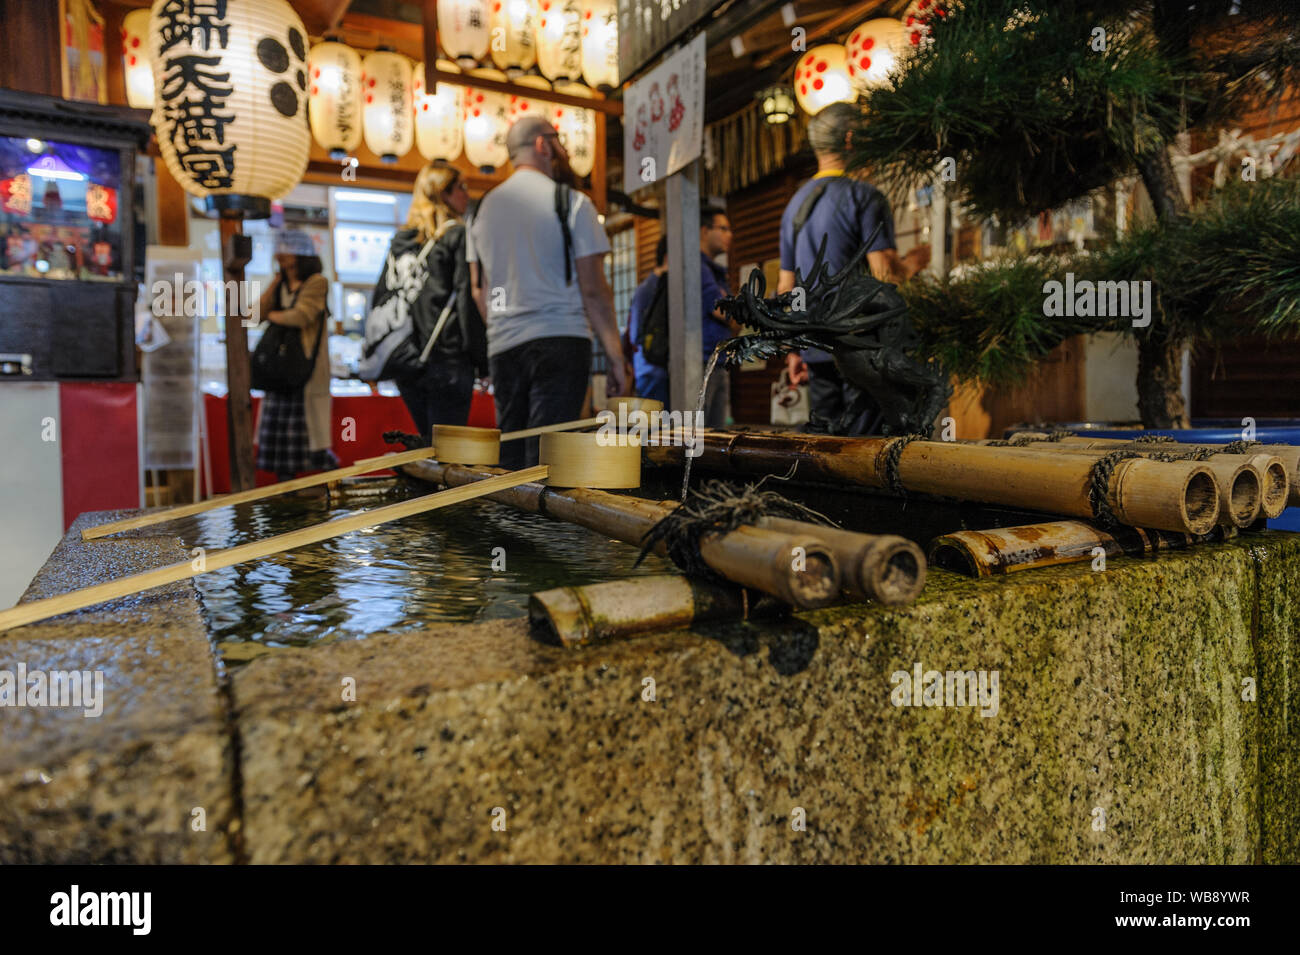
top-left (402, 459), bottom-right (841, 608)
top-left (1005, 432), bottom-right (1296, 513)
top-left (645, 432), bottom-right (1220, 534)
top-left (759, 517), bottom-right (925, 606)
top-left (929, 520), bottom-right (1236, 577)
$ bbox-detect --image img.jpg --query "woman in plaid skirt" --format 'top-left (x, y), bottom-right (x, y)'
top-left (255, 232), bottom-right (338, 481)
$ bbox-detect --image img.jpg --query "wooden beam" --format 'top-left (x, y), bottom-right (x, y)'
top-left (426, 67), bottom-right (622, 116)
top-left (754, 0), bottom-right (886, 69)
top-left (220, 218), bottom-right (256, 493)
top-left (295, 0), bottom-right (353, 33)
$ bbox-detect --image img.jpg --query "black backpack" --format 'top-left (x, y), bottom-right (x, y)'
top-left (250, 282), bottom-right (326, 395)
top-left (636, 273), bottom-right (670, 366)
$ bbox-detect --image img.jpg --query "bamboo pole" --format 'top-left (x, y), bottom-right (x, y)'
top-left (758, 517), bottom-right (926, 606)
top-left (500, 416), bottom-right (606, 441)
top-left (644, 432), bottom-right (1220, 534)
top-left (401, 459), bottom-right (843, 609)
top-left (529, 576), bottom-right (786, 648)
top-left (929, 519), bottom-right (1236, 577)
top-left (1, 467), bottom-right (548, 633)
top-left (80, 447), bottom-right (440, 541)
top-left (1008, 433), bottom-right (1300, 510)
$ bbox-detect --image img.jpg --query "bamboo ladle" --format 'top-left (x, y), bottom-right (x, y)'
top-left (82, 416), bottom-right (604, 541)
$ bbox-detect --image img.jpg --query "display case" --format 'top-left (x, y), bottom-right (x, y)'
top-left (0, 89), bottom-right (151, 381)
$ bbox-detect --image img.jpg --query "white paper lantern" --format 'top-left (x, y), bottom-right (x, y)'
top-left (553, 81), bottom-right (596, 178)
top-left (490, 0), bottom-right (537, 78)
top-left (580, 0), bottom-right (618, 90)
top-left (149, 0), bottom-right (311, 213)
top-left (536, 0), bottom-right (582, 83)
top-left (362, 50), bottom-right (414, 163)
top-left (440, 0), bottom-right (491, 68)
top-left (844, 18), bottom-right (906, 92)
top-left (414, 61), bottom-right (464, 162)
top-left (793, 44), bottom-right (856, 116)
top-left (463, 68), bottom-right (510, 171)
top-left (122, 9), bottom-right (154, 109)
top-left (507, 73), bottom-right (552, 122)
top-left (308, 40), bottom-right (363, 159)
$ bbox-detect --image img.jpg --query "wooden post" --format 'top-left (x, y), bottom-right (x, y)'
top-left (665, 162), bottom-right (702, 413)
top-left (421, 0), bottom-right (439, 93)
top-left (102, 1), bottom-right (127, 106)
top-left (220, 216), bottom-right (256, 492)
top-left (592, 110), bottom-right (607, 215)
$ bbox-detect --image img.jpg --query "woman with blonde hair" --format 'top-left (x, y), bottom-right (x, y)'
top-left (370, 159), bottom-right (487, 439)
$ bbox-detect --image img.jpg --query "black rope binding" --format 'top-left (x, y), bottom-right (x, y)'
top-left (383, 429), bottom-right (428, 450)
top-left (880, 433), bottom-right (928, 495)
top-left (1089, 449), bottom-right (1141, 528)
top-left (986, 429), bottom-right (1077, 447)
top-left (1221, 440), bottom-right (1262, 454)
top-left (638, 479), bottom-right (832, 583)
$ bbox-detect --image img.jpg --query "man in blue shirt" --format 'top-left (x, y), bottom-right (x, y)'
top-left (625, 210), bottom-right (738, 424)
top-left (778, 102), bottom-right (929, 434)
top-left (626, 237), bottom-right (669, 404)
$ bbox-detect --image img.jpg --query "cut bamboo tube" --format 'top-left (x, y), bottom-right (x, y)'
top-left (540, 431), bottom-right (641, 488)
top-left (758, 516), bottom-right (926, 605)
top-left (401, 459), bottom-right (843, 608)
top-left (1013, 434), bottom-right (1300, 508)
top-left (80, 446), bottom-right (440, 541)
top-left (529, 575), bottom-right (785, 647)
top-left (644, 432), bottom-right (1220, 534)
top-left (432, 424), bottom-right (500, 465)
top-left (0, 467), bottom-right (548, 633)
top-left (928, 519), bottom-right (1236, 577)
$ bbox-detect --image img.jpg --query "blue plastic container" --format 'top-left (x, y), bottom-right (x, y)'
top-left (1009, 420), bottom-right (1300, 530)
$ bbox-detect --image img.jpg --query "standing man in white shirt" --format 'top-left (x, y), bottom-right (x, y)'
top-left (467, 115), bottom-right (630, 469)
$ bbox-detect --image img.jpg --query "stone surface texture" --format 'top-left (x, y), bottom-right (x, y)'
top-left (3, 510), bottom-right (1297, 864)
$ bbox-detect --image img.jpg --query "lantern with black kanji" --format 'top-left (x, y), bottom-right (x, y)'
top-left (536, 0), bottom-right (582, 83)
top-left (552, 81), bottom-right (595, 178)
top-left (308, 39), bottom-right (363, 159)
top-left (490, 0), bottom-right (537, 78)
top-left (463, 68), bottom-right (510, 171)
top-left (440, 0), bottom-right (492, 69)
top-left (122, 8), bottom-right (154, 109)
top-left (579, 0), bottom-right (618, 90)
top-left (149, 0), bottom-right (311, 216)
top-left (414, 61), bottom-right (464, 162)
top-left (362, 49), bottom-right (414, 163)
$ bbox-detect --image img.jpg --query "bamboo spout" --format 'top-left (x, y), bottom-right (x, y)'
top-left (400, 460), bottom-right (843, 609)
top-left (759, 517), bottom-right (926, 605)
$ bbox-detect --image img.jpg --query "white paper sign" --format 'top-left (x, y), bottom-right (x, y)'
top-left (623, 32), bottom-right (706, 195)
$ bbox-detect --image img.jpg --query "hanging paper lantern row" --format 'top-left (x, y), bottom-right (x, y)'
top-left (579, 0), bottom-right (618, 90)
top-left (844, 18), bottom-right (906, 92)
top-left (121, 8), bottom-right (155, 109)
top-left (414, 61), bottom-right (464, 162)
top-left (491, 0), bottom-right (538, 78)
top-left (507, 73), bottom-right (553, 122)
top-left (552, 81), bottom-right (595, 178)
top-left (362, 50), bottom-right (414, 163)
top-left (440, 0), bottom-right (492, 68)
top-left (308, 40), bottom-right (363, 159)
top-left (463, 68), bottom-right (511, 170)
top-left (537, 0), bottom-right (582, 83)
top-left (793, 44), bottom-right (856, 116)
top-left (149, 0), bottom-right (311, 209)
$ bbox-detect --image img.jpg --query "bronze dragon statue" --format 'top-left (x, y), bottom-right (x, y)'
top-left (714, 226), bottom-right (951, 436)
